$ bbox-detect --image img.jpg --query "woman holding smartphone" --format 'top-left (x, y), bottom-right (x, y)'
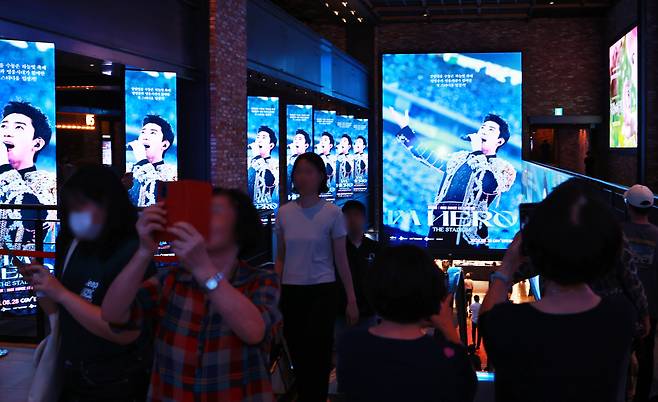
top-left (23, 165), bottom-right (151, 402)
top-left (275, 152), bottom-right (359, 402)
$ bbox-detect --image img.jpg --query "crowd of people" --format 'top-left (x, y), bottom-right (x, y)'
top-left (10, 152), bottom-right (658, 402)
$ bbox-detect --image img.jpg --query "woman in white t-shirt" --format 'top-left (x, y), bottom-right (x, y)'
top-left (275, 152), bottom-right (359, 402)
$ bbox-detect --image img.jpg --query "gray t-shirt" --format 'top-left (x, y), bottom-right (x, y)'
top-left (624, 222), bottom-right (658, 317)
top-left (276, 200), bottom-right (347, 285)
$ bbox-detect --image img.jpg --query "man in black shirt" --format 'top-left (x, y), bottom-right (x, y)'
top-left (623, 184), bottom-right (658, 402)
top-left (336, 200), bottom-right (379, 336)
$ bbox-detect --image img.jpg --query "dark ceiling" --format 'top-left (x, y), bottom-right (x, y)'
top-left (271, 0), bottom-right (614, 24)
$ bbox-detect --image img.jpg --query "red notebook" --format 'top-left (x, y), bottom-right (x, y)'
top-left (156, 180), bottom-right (212, 242)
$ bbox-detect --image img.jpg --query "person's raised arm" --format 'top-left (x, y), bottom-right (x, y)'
top-left (101, 204), bottom-right (165, 324)
top-left (481, 233), bottom-right (523, 315)
top-left (168, 223), bottom-right (275, 345)
top-left (28, 265), bottom-right (139, 344)
top-left (334, 236), bottom-right (359, 325)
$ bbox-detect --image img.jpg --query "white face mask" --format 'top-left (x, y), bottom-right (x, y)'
top-left (69, 211), bottom-right (102, 241)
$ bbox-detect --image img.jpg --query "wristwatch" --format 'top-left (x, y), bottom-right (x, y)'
top-left (490, 271), bottom-right (511, 285)
top-left (203, 272), bottom-right (225, 292)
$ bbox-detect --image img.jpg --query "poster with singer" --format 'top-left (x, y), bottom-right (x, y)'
top-left (247, 96), bottom-right (280, 211)
top-left (382, 52), bottom-right (522, 254)
top-left (125, 70), bottom-right (178, 207)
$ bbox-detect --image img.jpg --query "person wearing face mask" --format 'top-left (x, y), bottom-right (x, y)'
top-left (101, 188), bottom-right (281, 402)
top-left (127, 114), bottom-right (178, 207)
top-left (22, 165), bottom-right (153, 402)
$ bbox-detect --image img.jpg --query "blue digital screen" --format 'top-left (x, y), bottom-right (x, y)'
top-left (314, 110), bottom-right (338, 200)
top-left (0, 39), bottom-right (57, 315)
top-left (286, 104), bottom-right (313, 201)
top-left (247, 96), bottom-right (280, 211)
top-left (382, 52), bottom-right (523, 254)
top-left (125, 70), bottom-right (178, 207)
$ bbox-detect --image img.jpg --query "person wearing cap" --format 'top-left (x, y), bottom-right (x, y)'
top-left (624, 184), bottom-right (658, 402)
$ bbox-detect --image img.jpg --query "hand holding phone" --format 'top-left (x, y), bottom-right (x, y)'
top-left (156, 180), bottom-right (212, 242)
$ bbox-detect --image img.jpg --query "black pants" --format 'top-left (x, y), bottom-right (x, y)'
top-left (59, 356), bottom-right (149, 402)
top-left (281, 282), bottom-right (337, 402)
top-left (634, 318), bottom-right (657, 402)
top-left (465, 289), bottom-right (473, 306)
top-left (471, 321), bottom-right (481, 348)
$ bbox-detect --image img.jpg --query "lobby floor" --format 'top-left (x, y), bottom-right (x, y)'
top-left (0, 343), bottom-right (35, 402)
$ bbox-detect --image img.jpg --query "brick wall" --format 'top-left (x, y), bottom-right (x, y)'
top-left (375, 17), bottom-right (606, 151)
top-left (306, 23), bottom-right (348, 52)
top-left (209, 0), bottom-right (248, 190)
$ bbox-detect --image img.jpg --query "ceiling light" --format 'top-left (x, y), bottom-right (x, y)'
top-left (357, 17), bottom-right (363, 22)
top-left (350, 10), bottom-right (356, 15)
top-left (334, 10), bottom-right (339, 15)
top-left (89, 63), bottom-right (95, 67)
top-left (342, 2), bottom-right (348, 6)
top-left (341, 17), bottom-right (347, 23)
top-left (325, 2), bottom-right (329, 6)
top-left (549, 1), bottom-right (554, 3)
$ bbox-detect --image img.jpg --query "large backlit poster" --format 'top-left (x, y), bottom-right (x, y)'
top-left (286, 104), bottom-right (313, 201)
top-left (352, 118), bottom-right (368, 193)
top-left (382, 52), bottom-right (522, 254)
top-left (314, 110), bottom-right (337, 200)
top-left (335, 115), bottom-right (355, 199)
top-left (247, 96), bottom-right (279, 211)
top-left (0, 39), bottom-right (57, 314)
top-left (125, 70), bottom-right (178, 207)
top-left (609, 26), bottom-right (638, 148)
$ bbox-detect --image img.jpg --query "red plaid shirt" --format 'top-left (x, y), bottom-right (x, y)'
top-left (134, 261), bottom-right (281, 402)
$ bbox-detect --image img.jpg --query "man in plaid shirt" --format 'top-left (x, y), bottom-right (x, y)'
top-left (102, 188), bottom-right (281, 402)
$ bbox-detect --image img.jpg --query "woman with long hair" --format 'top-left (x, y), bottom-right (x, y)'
top-left (23, 165), bottom-right (151, 402)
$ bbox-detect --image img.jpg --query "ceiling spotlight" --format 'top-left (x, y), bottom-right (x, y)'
top-left (549, 1), bottom-right (554, 3)
top-left (357, 17), bottom-right (363, 22)
top-left (89, 63), bottom-right (95, 67)
top-left (325, 2), bottom-right (329, 6)
top-left (334, 10), bottom-right (339, 15)
top-left (341, 17), bottom-right (347, 23)
top-left (342, 1), bottom-right (348, 6)
top-left (350, 10), bottom-right (356, 15)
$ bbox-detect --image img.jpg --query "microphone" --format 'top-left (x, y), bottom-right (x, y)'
top-left (460, 134), bottom-right (472, 141)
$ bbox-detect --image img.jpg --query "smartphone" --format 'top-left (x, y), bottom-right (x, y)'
top-left (156, 180), bottom-right (213, 242)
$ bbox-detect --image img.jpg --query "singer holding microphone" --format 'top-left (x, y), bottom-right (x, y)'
top-left (389, 107), bottom-right (517, 250)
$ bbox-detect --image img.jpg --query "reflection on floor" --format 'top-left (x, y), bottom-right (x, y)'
top-left (0, 342), bottom-right (35, 402)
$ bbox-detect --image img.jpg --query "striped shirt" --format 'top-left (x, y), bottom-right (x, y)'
top-left (133, 261), bottom-right (281, 402)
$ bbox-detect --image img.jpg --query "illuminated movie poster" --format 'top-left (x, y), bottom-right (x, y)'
top-left (335, 115), bottom-right (355, 199)
top-left (352, 118), bottom-right (368, 193)
top-left (609, 26), bottom-right (638, 148)
top-left (247, 96), bottom-right (279, 211)
top-left (0, 40), bottom-right (57, 315)
top-left (382, 52), bottom-right (522, 254)
top-left (314, 110), bottom-right (337, 200)
top-left (125, 70), bottom-right (178, 207)
top-left (286, 104), bottom-right (313, 201)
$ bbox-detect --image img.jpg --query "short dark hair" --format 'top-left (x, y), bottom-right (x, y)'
top-left (295, 129), bottom-right (310, 145)
top-left (356, 135), bottom-right (367, 147)
top-left (143, 115), bottom-right (175, 156)
top-left (258, 125), bottom-right (278, 147)
top-left (367, 245), bottom-right (447, 324)
top-left (629, 204), bottom-right (652, 217)
top-left (522, 178), bottom-right (623, 285)
top-left (473, 295), bottom-right (480, 302)
top-left (342, 200), bottom-right (366, 216)
top-left (212, 187), bottom-right (263, 258)
top-left (291, 152), bottom-right (329, 194)
top-left (321, 131), bottom-right (334, 146)
top-left (483, 113), bottom-right (510, 148)
top-left (341, 134), bottom-right (353, 146)
top-left (3, 101), bottom-right (52, 162)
